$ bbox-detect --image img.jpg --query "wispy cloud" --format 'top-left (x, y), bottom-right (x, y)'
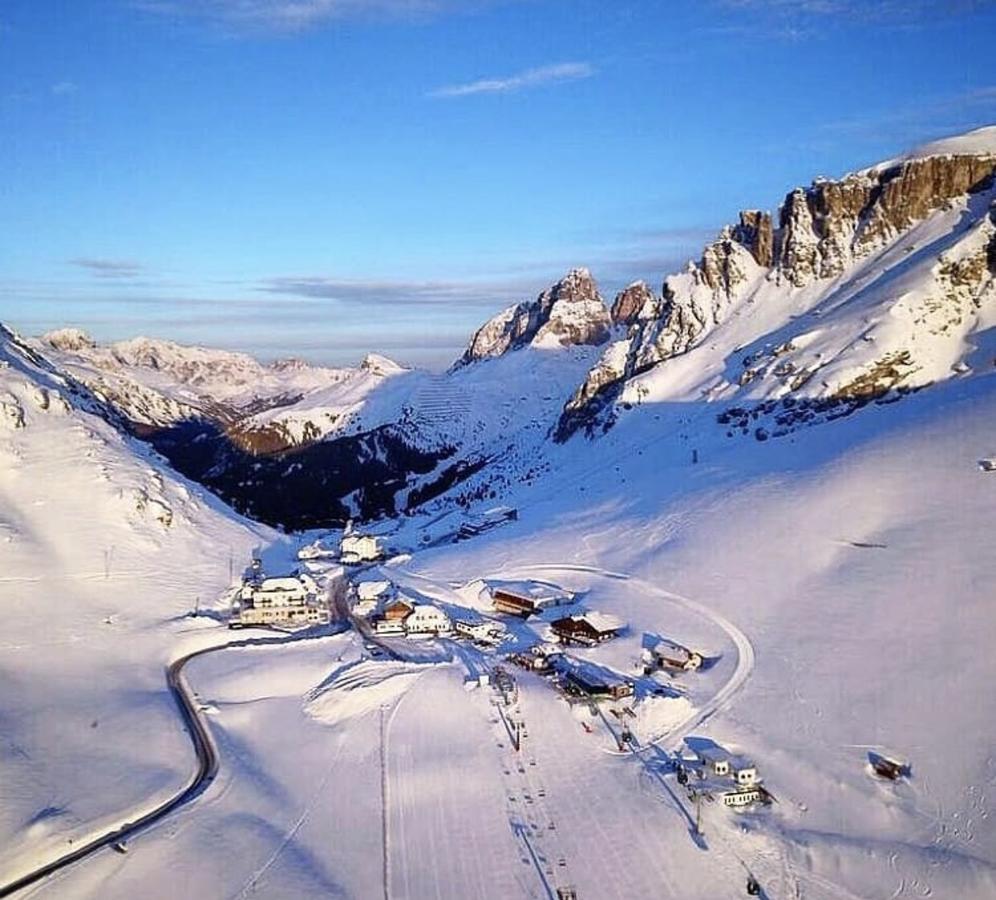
top-left (258, 274), bottom-right (535, 306)
top-left (429, 62), bottom-right (595, 98)
top-left (69, 257), bottom-right (145, 279)
top-left (131, 0), bottom-right (492, 34)
top-left (51, 81), bottom-right (78, 96)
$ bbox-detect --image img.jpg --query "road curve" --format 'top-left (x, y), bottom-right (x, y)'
top-left (0, 629), bottom-right (340, 899)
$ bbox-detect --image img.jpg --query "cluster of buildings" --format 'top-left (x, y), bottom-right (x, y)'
top-left (681, 738), bottom-right (767, 808)
top-left (353, 581), bottom-right (507, 643)
top-left (231, 566), bottom-right (329, 629)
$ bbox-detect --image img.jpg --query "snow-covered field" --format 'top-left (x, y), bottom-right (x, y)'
top-left (5, 320), bottom-right (995, 897)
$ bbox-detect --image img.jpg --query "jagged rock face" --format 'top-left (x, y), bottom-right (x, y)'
top-left (559, 149), bottom-right (996, 441)
top-left (775, 154), bottom-right (996, 286)
top-left (859, 155), bottom-right (995, 248)
top-left (733, 210), bottom-right (774, 267)
top-left (560, 237), bottom-right (761, 429)
top-left (611, 281), bottom-right (656, 326)
top-left (458, 268), bottom-right (611, 364)
top-left (778, 188), bottom-right (822, 286)
top-left (699, 230), bottom-right (752, 295)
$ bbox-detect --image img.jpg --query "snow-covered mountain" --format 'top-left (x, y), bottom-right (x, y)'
top-left (39, 329), bottom-right (361, 427)
top-left (11, 127), bottom-right (996, 531)
top-left (4, 128), bottom-right (996, 900)
top-left (558, 126), bottom-right (996, 439)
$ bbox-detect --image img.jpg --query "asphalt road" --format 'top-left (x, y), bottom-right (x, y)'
top-left (0, 627), bottom-right (340, 898)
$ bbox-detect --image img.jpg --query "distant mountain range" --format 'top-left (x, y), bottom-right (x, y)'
top-left (4, 125), bottom-right (994, 530)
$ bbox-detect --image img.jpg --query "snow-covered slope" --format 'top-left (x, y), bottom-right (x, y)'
top-left (0, 323), bottom-right (285, 884)
top-left (39, 330), bottom-right (359, 427)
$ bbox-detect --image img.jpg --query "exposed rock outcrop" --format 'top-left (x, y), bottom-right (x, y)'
top-left (733, 210), bottom-right (774, 267)
top-left (611, 281), bottom-right (656, 327)
top-left (42, 328), bottom-right (97, 353)
top-left (558, 146), bottom-right (996, 440)
top-left (776, 154), bottom-right (995, 286)
top-left (457, 268), bottom-right (611, 365)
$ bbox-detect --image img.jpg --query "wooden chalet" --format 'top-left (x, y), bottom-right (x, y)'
top-left (383, 597), bottom-right (415, 621)
top-left (550, 612), bottom-right (624, 646)
top-left (492, 589), bottom-right (537, 617)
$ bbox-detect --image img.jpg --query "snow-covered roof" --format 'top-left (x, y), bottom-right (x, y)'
top-left (729, 754), bottom-right (756, 771)
top-left (489, 579), bottom-right (574, 602)
top-left (407, 604), bottom-right (449, 618)
top-left (258, 576), bottom-right (306, 592)
top-left (577, 611), bottom-right (624, 632)
top-left (653, 639), bottom-right (691, 659)
top-left (688, 742), bottom-right (730, 764)
top-left (357, 580), bottom-right (391, 600)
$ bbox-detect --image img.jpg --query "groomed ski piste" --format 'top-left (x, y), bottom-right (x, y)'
top-left (3, 308), bottom-right (996, 898)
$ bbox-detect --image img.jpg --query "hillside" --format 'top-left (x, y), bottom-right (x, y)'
top-left (0, 324), bottom-right (285, 887)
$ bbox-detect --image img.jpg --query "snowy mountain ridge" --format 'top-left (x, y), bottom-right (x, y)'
top-left (557, 127), bottom-right (996, 438)
top-left (7, 126), bottom-right (996, 528)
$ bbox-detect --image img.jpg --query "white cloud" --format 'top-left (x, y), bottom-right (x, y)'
top-left (429, 62), bottom-right (596, 98)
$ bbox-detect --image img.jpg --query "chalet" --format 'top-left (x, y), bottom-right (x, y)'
top-left (340, 533), bottom-right (384, 564)
top-left (492, 589), bottom-right (539, 617)
top-left (404, 604), bottom-right (452, 636)
top-left (550, 612), bottom-right (624, 646)
top-left (233, 574), bottom-right (328, 628)
top-left (490, 581), bottom-right (575, 617)
top-left (452, 611), bottom-right (506, 643)
top-left (649, 638), bottom-right (703, 672)
top-left (383, 598), bottom-right (415, 620)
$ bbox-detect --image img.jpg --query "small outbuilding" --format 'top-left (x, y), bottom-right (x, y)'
top-left (649, 638), bottom-right (703, 672)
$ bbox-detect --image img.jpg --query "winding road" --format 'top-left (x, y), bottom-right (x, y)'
top-left (0, 629), bottom-right (340, 899)
top-left (1, 562), bottom-right (754, 898)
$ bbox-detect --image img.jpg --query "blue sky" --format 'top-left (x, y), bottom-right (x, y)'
top-left (2, 0), bottom-right (995, 368)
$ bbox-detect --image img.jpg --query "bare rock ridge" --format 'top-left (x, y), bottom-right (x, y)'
top-left (556, 145), bottom-right (996, 440)
top-left (456, 267), bottom-right (612, 366)
top-left (610, 281), bottom-right (656, 327)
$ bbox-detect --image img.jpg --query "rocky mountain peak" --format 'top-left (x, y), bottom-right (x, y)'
top-left (456, 268), bottom-right (611, 365)
top-left (557, 130), bottom-right (996, 441)
top-left (611, 281), bottom-right (656, 326)
top-left (360, 353), bottom-right (405, 376)
top-left (42, 328), bottom-right (97, 353)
